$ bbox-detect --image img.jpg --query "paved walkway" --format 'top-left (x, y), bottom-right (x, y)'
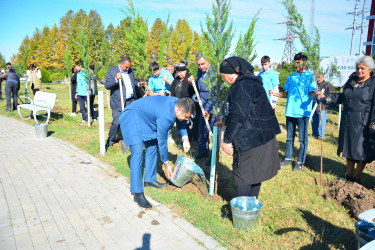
top-left (0, 116), bottom-right (223, 250)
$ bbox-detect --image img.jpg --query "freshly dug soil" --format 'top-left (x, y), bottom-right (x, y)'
top-left (327, 180), bottom-right (375, 218)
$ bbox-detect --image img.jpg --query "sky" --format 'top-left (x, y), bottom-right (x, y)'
top-left (0, 0), bottom-right (372, 66)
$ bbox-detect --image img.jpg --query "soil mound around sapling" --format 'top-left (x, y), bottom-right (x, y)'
top-left (327, 180), bottom-right (375, 218)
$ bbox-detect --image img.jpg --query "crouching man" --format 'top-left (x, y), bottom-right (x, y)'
top-left (119, 96), bottom-right (195, 208)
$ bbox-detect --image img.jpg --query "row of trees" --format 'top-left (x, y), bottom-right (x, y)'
top-left (8, 0), bottom-right (262, 81)
top-left (10, 5), bottom-right (202, 79)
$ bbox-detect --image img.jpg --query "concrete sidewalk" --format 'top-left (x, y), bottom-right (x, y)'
top-left (0, 115), bottom-right (223, 250)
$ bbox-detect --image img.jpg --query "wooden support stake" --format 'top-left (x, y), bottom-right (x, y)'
top-left (98, 91), bottom-right (105, 156)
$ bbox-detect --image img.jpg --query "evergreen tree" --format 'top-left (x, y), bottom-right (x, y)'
top-left (158, 14), bottom-right (169, 67)
top-left (146, 18), bottom-right (166, 64)
top-left (64, 46), bottom-right (72, 77)
top-left (122, 0), bottom-right (149, 79)
top-left (87, 10), bottom-right (105, 65)
top-left (233, 10), bottom-right (260, 64)
top-left (200, 0), bottom-right (234, 119)
top-left (23, 47), bottom-right (30, 71)
top-left (167, 19), bottom-right (194, 65)
top-left (281, 0), bottom-right (321, 77)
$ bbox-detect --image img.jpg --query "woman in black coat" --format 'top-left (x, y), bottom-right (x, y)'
top-left (69, 66), bottom-right (78, 116)
top-left (171, 63), bottom-right (196, 139)
top-left (219, 56), bottom-right (281, 198)
top-left (319, 55), bottom-right (375, 184)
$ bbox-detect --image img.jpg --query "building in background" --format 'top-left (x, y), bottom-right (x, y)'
top-left (365, 0), bottom-right (375, 55)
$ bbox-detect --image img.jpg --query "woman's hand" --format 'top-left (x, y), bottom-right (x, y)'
top-left (222, 142), bottom-right (232, 155)
top-left (188, 75), bottom-right (196, 84)
top-left (163, 162), bottom-right (172, 179)
top-left (214, 120), bottom-right (225, 128)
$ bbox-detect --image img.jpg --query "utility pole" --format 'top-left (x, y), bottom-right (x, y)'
top-left (348, 0), bottom-right (359, 56)
top-left (310, 0), bottom-right (316, 40)
top-left (359, 0), bottom-right (367, 54)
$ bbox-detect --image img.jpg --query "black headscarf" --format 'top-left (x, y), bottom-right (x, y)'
top-left (219, 56), bottom-right (254, 75)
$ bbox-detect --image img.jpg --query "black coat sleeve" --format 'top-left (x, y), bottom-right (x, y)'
top-left (224, 83), bottom-right (250, 143)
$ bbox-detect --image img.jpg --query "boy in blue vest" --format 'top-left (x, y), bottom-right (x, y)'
top-left (259, 55), bottom-right (279, 109)
top-left (270, 53), bottom-right (317, 171)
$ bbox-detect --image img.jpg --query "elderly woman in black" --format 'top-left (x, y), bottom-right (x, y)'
top-left (219, 56), bottom-right (281, 198)
top-left (170, 63), bottom-right (194, 99)
top-left (171, 63), bottom-right (196, 139)
top-left (319, 56), bottom-right (375, 184)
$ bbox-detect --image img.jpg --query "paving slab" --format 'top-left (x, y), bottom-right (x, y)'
top-left (0, 115), bottom-right (223, 249)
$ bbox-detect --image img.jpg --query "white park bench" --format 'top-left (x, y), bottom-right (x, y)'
top-left (17, 91), bottom-right (56, 125)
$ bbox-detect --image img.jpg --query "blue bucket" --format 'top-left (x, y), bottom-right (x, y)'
top-left (355, 221), bottom-right (375, 249)
top-left (230, 196), bottom-right (263, 231)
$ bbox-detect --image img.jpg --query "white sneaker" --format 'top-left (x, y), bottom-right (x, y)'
top-left (81, 120), bottom-right (87, 125)
top-left (168, 137), bottom-right (175, 144)
top-left (69, 112), bottom-right (76, 116)
top-left (93, 119), bottom-right (97, 122)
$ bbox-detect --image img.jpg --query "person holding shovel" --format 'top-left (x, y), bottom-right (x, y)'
top-left (119, 97), bottom-right (194, 208)
top-left (219, 56), bottom-right (281, 199)
top-left (104, 56), bottom-right (145, 149)
top-left (188, 53), bottom-right (217, 162)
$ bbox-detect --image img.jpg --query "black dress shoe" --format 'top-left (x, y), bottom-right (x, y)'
top-left (134, 193), bottom-right (152, 208)
top-left (144, 181), bottom-right (168, 188)
top-left (105, 140), bottom-right (115, 150)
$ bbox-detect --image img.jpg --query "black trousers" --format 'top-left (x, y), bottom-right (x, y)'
top-left (107, 98), bottom-right (134, 143)
top-left (236, 183), bottom-right (262, 199)
top-left (5, 81), bottom-right (18, 110)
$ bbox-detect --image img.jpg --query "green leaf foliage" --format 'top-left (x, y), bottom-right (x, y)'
top-left (233, 10), bottom-right (260, 64)
top-left (40, 68), bottom-right (51, 83)
top-left (122, 0), bottom-right (149, 80)
top-left (200, 0), bottom-right (234, 119)
top-left (281, 0), bottom-right (321, 78)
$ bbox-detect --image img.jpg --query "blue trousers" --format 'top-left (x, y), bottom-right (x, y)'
top-left (129, 139), bottom-right (158, 194)
top-left (311, 110), bottom-right (327, 138)
top-left (285, 117), bottom-right (309, 164)
top-left (78, 95), bottom-right (96, 121)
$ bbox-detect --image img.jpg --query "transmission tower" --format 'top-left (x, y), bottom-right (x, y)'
top-left (276, 19), bottom-right (299, 64)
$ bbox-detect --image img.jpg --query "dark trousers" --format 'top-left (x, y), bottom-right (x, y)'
top-left (0, 80), bottom-right (3, 99)
top-left (72, 101), bottom-right (77, 113)
top-left (108, 98), bottom-right (134, 143)
top-left (5, 81), bottom-right (18, 110)
top-left (198, 114), bottom-right (215, 156)
top-left (285, 116), bottom-right (309, 164)
top-left (78, 95), bottom-right (96, 121)
top-left (237, 183), bottom-right (262, 199)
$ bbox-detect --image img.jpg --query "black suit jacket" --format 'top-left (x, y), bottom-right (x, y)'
top-left (105, 65), bottom-right (139, 111)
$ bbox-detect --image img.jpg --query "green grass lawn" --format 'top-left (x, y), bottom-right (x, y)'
top-left (2, 82), bottom-right (369, 249)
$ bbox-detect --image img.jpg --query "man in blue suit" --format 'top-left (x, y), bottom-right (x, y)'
top-left (119, 97), bottom-right (195, 208)
top-left (105, 56), bottom-right (145, 148)
top-left (188, 53), bottom-right (216, 161)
